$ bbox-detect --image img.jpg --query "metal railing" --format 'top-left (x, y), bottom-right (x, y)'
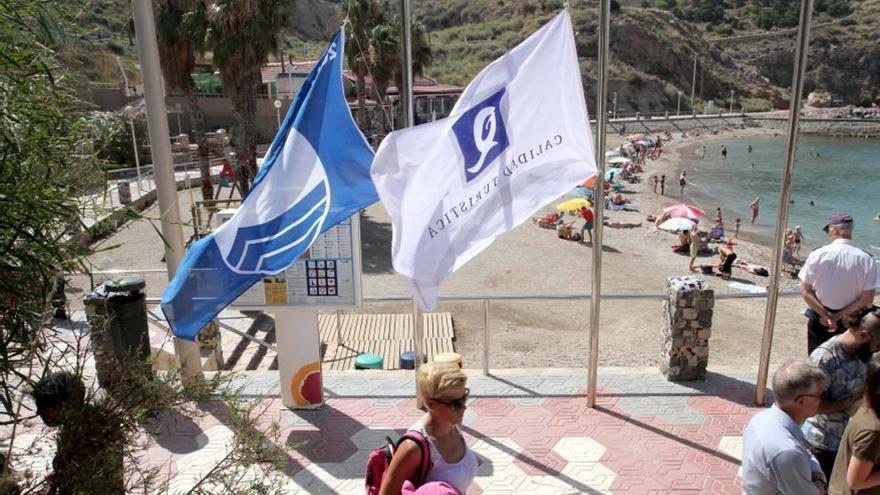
top-left (135, 288), bottom-right (810, 376)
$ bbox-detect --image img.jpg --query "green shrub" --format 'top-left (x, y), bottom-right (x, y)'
top-left (741, 97), bottom-right (772, 112)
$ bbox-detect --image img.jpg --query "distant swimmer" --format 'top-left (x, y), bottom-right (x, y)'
top-left (721, 145), bottom-right (727, 160)
top-left (747, 144), bottom-right (753, 155)
top-left (700, 146), bottom-right (706, 160)
top-left (751, 163), bottom-right (756, 169)
top-left (875, 213), bottom-right (880, 222)
top-left (810, 200), bottom-right (816, 207)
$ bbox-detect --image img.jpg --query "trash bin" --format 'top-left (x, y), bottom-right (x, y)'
top-left (117, 181), bottom-right (132, 205)
top-left (355, 353), bottom-right (383, 370)
top-left (399, 351), bottom-right (426, 370)
top-left (83, 276), bottom-right (151, 389)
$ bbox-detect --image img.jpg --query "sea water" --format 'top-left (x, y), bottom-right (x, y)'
top-left (679, 135), bottom-right (880, 254)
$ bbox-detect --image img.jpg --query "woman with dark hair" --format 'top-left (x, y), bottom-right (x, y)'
top-left (827, 307), bottom-right (880, 494)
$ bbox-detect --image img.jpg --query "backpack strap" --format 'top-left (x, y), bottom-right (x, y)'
top-left (397, 431), bottom-right (432, 485)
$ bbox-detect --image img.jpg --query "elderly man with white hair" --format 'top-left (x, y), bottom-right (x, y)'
top-left (800, 212), bottom-right (878, 354)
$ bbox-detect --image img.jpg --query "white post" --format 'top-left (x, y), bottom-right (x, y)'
top-left (273, 99), bottom-right (282, 130)
top-left (677, 90), bottom-right (682, 117)
top-left (275, 308), bottom-right (324, 409)
top-left (729, 90), bottom-right (735, 114)
top-left (132, 0), bottom-right (201, 382)
top-left (612, 91), bottom-right (618, 119)
top-left (127, 113), bottom-right (144, 192)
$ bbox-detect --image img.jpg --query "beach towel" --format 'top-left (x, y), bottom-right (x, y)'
top-left (729, 282), bottom-right (766, 294)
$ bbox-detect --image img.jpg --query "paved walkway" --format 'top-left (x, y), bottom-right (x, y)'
top-left (140, 367), bottom-right (762, 494)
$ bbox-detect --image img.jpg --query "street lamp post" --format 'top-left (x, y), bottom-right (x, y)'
top-left (612, 91), bottom-right (618, 119)
top-left (677, 90), bottom-right (682, 117)
top-left (123, 106), bottom-right (144, 192)
top-left (273, 99), bottom-right (282, 130)
top-left (174, 102), bottom-right (182, 136)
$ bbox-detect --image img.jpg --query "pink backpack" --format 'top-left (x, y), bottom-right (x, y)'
top-left (365, 431), bottom-right (432, 495)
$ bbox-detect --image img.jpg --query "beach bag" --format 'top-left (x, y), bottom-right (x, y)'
top-left (365, 431), bottom-right (432, 495)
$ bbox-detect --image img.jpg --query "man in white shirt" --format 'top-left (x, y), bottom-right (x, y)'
top-left (799, 212), bottom-right (878, 354)
top-left (742, 360), bottom-right (827, 494)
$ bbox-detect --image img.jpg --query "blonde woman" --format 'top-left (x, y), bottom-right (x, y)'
top-left (380, 362), bottom-right (477, 495)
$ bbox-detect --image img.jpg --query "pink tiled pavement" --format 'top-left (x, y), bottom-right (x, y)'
top-left (9, 368), bottom-right (767, 494)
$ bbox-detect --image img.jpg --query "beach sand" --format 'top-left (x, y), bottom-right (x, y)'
top-left (361, 125), bottom-right (808, 372)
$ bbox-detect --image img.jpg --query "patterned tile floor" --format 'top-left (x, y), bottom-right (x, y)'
top-left (10, 367), bottom-right (767, 494)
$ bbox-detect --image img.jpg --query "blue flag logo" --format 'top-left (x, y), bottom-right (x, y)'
top-left (161, 28), bottom-right (377, 340)
top-left (452, 88), bottom-right (509, 182)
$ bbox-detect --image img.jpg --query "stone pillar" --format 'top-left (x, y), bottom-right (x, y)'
top-left (660, 276), bottom-right (714, 381)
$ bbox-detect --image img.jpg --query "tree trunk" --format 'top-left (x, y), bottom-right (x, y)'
top-left (230, 90), bottom-right (251, 195)
top-left (356, 70), bottom-right (368, 131)
top-left (228, 69), bottom-right (261, 195)
top-left (184, 86), bottom-right (214, 202)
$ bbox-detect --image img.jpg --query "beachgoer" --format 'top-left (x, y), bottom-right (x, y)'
top-left (752, 163), bottom-right (756, 169)
top-left (579, 206), bottom-right (594, 244)
top-left (700, 145), bottom-right (706, 160)
top-left (651, 175), bottom-right (658, 194)
top-left (688, 229), bottom-right (700, 272)
top-left (828, 319), bottom-right (880, 494)
top-left (679, 170), bottom-right (687, 197)
top-left (660, 175), bottom-right (666, 196)
top-left (741, 360), bottom-right (828, 494)
top-left (747, 144), bottom-right (753, 156)
top-left (810, 201), bottom-right (815, 207)
top-left (679, 229), bottom-right (691, 249)
top-left (750, 196), bottom-right (760, 225)
top-left (802, 307), bottom-right (880, 480)
top-left (379, 362), bottom-right (477, 495)
top-left (721, 145), bottom-right (727, 160)
top-left (735, 218), bottom-right (742, 239)
top-left (716, 240), bottom-right (737, 280)
top-left (793, 226), bottom-right (804, 257)
top-left (715, 207), bottom-right (723, 227)
top-left (799, 212), bottom-right (878, 354)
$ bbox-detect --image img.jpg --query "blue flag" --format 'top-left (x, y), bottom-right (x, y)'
top-left (161, 28), bottom-right (377, 340)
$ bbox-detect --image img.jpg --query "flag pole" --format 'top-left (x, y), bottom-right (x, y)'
top-left (755, 0), bottom-right (814, 405)
top-left (588, 0), bottom-right (611, 408)
top-left (399, 0), bottom-right (423, 389)
top-left (132, 0), bottom-right (201, 382)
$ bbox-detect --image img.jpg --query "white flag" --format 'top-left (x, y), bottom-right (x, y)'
top-left (371, 10), bottom-right (597, 310)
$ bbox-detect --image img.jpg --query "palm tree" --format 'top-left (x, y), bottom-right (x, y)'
top-left (367, 24), bottom-right (397, 139)
top-left (154, 0), bottom-right (213, 202)
top-left (199, 0), bottom-right (289, 193)
top-left (391, 18), bottom-right (432, 127)
top-left (340, 0), bottom-right (383, 132)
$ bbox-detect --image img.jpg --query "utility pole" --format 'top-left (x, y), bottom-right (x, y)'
top-left (612, 91), bottom-right (618, 119)
top-left (690, 54), bottom-right (697, 111)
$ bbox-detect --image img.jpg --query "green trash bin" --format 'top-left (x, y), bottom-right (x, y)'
top-left (355, 353), bottom-right (383, 370)
top-left (84, 276), bottom-right (151, 389)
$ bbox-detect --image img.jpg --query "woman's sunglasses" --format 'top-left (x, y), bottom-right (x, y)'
top-left (431, 388), bottom-right (470, 411)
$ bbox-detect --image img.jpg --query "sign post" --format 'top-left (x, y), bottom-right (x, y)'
top-left (230, 214), bottom-right (364, 409)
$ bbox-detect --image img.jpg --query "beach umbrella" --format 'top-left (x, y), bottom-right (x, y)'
top-left (663, 203), bottom-right (705, 220)
top-left (556, 198), bottom-right (591, 212)
top-left (608, 157), bottom-right (631, 164)
top-left (659, 217), bottom-right (696, 232)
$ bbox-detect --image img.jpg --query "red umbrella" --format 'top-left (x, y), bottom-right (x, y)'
top-left (663, 203), bottom-right (705, 220)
